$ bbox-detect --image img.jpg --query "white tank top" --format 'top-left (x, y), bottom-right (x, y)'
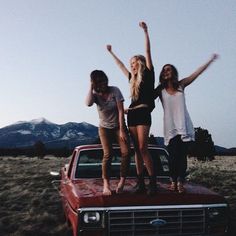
top-left (161, 87), bottom-right (195, 145)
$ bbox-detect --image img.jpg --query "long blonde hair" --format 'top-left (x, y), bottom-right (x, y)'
top-left (130, 55), bottom-right (146, 101)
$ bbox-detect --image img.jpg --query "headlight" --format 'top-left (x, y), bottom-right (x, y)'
top-left (84, 212), bottom-right (100, 224)
top-left (207, 207), bottom-right (229, 234)
top-left (80, 211), bottom-right (104, 229)
top-left (207, 207), bottom-right (227, 222)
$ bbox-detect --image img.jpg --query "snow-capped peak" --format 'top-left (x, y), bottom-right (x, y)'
top-left (0, 119), bottom-right (99, 149)
top-left (81, 121), bottom-right (92, 127)
top-left (30, 118), bottom-right (54, 125)
top-left (12, 117), bottom-right (54, 126)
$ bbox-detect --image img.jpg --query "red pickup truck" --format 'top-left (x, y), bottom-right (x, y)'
top-left (57, 144), bottom-right (229, 236)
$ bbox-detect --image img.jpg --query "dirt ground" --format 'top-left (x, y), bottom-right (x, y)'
top-left (0, 155), bottom-right (235, 235)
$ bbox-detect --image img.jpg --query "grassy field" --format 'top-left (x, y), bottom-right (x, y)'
top-left (188, 156), bottom-right (236, 235)
top-left (0, 155), bottom-right (235, 235)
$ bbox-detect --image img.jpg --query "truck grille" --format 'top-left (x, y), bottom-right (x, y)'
top-left (108, 208), bottom-right (205, 236)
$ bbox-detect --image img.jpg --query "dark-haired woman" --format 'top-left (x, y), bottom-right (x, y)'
top-left (154, 54), bottom-right (218, 193)
top-left (107, 22), bottom-right (156, 195)
top-left (85, 70), bottom-right (130, 195)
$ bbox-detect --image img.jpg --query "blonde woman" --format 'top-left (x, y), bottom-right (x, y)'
top-left (107, 22), bottom-right (156, 195)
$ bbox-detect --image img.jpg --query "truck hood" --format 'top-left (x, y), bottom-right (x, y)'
top-left (69, 178), bottom-right (226, 209)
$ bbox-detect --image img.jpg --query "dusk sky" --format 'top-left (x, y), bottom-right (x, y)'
top-left (0, 0), bottom-right (235, 148)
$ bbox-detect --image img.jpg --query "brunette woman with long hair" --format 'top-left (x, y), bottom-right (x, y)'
top-left (86, 70), bottom-right (131, 195)
top-left (154, 54), bottom-right (218, 193)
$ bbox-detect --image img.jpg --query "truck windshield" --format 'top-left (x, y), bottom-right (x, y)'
top-left (74, 147), bottom-right (169, 179)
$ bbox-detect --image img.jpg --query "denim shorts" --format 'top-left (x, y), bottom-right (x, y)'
top-left (127, 107), bottom-right (151, 127)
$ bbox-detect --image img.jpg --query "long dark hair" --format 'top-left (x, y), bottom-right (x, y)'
top-left (159, 64), bottom-right (179, 90)
top-left (90, 70), bottom-right (108, 93)
top-left (154, 64), bottom-right (181, 101)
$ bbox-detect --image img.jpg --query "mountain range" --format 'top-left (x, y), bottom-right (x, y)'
top-left (0, 118), bottom-right (235, 155)
top-left (0, 118), bottom-right (98, 149)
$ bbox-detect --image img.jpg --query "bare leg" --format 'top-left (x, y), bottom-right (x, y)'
top-left (129, 126), bottom-right (144, 175)
top-left (136, 125), bottom-right (154, 176)
top-left (129, 126), bottom-right (146, 193)
top-left (136, 125), bottom-right (157, 195)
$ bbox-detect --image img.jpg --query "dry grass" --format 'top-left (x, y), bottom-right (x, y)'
top-left (0, 155), bottom-right (235, 235)
top-left (0, 156), bottom-right (71, 236)
top-left (188, 156), bottom-right (236, 206)
top-left (188, 156), bottom-right (236, 235)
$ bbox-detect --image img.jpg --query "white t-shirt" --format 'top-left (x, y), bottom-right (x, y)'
top-left (93, 86), bottom-right (124, 129)
top-left (161, 86), bottom-right (195, 145)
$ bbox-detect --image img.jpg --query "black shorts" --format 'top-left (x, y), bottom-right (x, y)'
top-left (127, 107), bottom-right (151, 127)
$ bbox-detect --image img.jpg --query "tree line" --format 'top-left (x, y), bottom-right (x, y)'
top-left (0, 141), bottom-right (72, 158)
top-left (150, 127), bottom-right (236, 160)
top-left (0, 127), bottom-right (235, 158)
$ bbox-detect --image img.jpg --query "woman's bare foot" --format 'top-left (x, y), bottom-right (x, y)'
top-left (116, 177), bottom-right (125, 194)
top-left (103, 179), bottom-right (112, 195)
top-left (103, 186), bottom-right (112, 195)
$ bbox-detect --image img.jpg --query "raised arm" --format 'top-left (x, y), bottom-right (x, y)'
top-left (139, 21), bottom-right (153, 70)
top-left (85, 82), bottom-right (95, 106)
top-left (106, 45), bottom-right (130, 78)
top-left (180, 54), bottom-right (219, 88)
